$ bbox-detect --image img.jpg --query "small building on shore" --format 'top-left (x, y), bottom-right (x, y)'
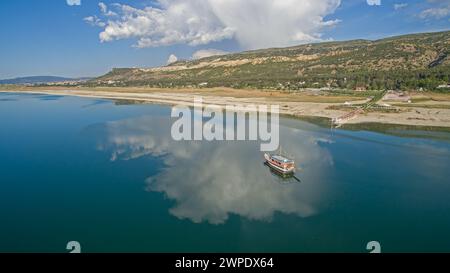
top-left (382, 90), bottom-right (411, 102)
top-left (354, 86), bottom-right (367, 92)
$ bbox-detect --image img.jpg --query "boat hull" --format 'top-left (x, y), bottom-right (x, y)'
top-left (264, 153), bottom-right (295, 174)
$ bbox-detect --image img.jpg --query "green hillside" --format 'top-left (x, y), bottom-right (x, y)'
top-left (92, 31), bottom-right (450, 91)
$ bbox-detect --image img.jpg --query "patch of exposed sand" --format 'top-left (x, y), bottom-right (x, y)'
top-left (2, 89), bottom-right (449, 128)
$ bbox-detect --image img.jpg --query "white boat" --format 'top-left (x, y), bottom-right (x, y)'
top-left (264, 153), bottom-right (295, 175)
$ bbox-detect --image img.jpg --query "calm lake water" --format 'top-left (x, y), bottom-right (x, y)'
top-left (1, 92), bottom-right (450, 253)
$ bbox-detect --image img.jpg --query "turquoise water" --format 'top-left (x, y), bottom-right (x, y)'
top-left (0, 92), bottom-right (450, 253)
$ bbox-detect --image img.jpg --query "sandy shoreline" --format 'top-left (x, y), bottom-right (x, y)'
top-left (1, 89), bottom-right (450, 128)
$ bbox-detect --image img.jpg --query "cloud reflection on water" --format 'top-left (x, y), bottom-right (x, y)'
top-left (91, 116), bottom-right (335, 224)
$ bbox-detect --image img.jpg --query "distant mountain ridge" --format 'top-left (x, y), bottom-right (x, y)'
top-left (94, 30), bottom-right (450, 91)
top-left (0, 76), bottom-right (91, 85)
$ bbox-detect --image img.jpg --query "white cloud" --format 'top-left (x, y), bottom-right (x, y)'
top-left (99, 2), bottom-right (107, 13)
top-left (427, 0), bottom-right (450, 4)
top-left (367, 0), bottom-right (381, 6)
top-left (84, 16), bottom-right (106, 27)
top-left (420, 7), bottom-right (450, 18)
top-left (420, 0), bottom-right (450, 19)
top-left (394, 3), bottom-right (408, 10)
top-left (83, 3), bottom-right (117, 28)
top-left (192, 49), bottom-right (229, 60)
top-left (99, 2), bottom-right (117, 16)
top-left (167, 54), bottom-right (178, 64)
top-left (90, 0), bottom-right (342, 50)
top-left (66, 0), bottom-right (81, 6)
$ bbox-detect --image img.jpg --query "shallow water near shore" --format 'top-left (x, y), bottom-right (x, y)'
top-left (1, 92), bottom-right (450, 253)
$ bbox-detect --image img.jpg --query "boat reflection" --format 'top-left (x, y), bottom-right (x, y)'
top-left (86, 115), bottom-right (335, 224)
top-left (264, 162), bottom-right (301, 184)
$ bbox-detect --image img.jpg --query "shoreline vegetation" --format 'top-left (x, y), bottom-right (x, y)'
top-left (1, 86), bottom-right (450, 130)
top-left (1, 31), bottom-right (449, 131)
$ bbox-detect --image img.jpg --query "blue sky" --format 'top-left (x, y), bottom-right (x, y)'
top-left (0, 0), bottom-right (449, 79)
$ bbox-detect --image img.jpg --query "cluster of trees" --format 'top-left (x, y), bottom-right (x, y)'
top-left (254, 67), bottom-right (450, 91)
top-left (92, 65), bottom-right (450, 92)
top-left (321, 68), bottom-right (449, 91)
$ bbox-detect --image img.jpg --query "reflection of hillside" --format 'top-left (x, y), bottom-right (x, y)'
top-left (90, 115), bottom-right (335, 224)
